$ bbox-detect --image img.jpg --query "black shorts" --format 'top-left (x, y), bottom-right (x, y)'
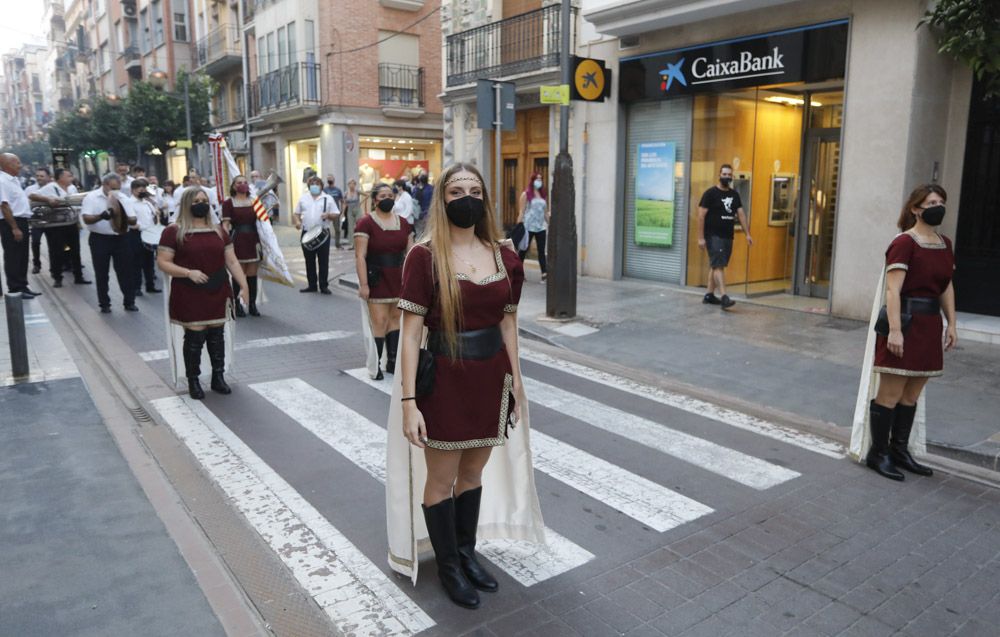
top-left (706, 235), bottom-right (733, 269)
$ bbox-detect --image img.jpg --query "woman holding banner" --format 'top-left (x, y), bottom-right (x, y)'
top-left (222, 175), bottom-right (262, 317)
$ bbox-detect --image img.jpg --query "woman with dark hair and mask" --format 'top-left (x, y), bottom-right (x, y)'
top-left (853, 184), bottom-right (957, 481)
top-left (157, 188), bottom-right (249, 399)
top-left (221, 174), bottom-right (262, 317)
top-left (354, 183), bottom-right (413, 379)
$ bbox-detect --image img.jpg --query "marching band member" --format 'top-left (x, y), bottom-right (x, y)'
top-left (295, 175), bottom-right (338, 295)
top-left (1, 153), bottom-right (40, 299)
top-left (25, 167), bottom-right (52, 275)
top-left (36, 168), bottom-right (90, 287)
top-left (124, 178), bottom-right (162, 296)
top-left (81, 173), bottom-right (137, 313)
top-left (156, 188), bottom-right (248, 399)
top-left (354, 183), bottom-right (412, 379)
top-left (222, 175), bottom-right (262, 317)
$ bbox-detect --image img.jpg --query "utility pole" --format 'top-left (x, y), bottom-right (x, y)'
top-left (546, 0), bottom-right (577, 318)
top-left (184, 73), bottom-right (193, 173)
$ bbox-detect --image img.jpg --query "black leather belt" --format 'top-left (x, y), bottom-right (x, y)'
top-left (176, 267), bottom-right (228, 292)
top-left (902, 296), bottom-right (940, 315)
top-left (427, 325), bottom-right (503, 360)
top-left (232, 223), bottom-right (256, 234)
top-left (366, 251), bottom-right (405, 268)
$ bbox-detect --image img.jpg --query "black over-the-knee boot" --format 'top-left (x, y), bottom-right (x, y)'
top-left (385, 330), bottom-right (400, 374)
top-left (232, 279), bottom-right (246, 317)
top-left (183, 329), bottom-right (207, 399)
top-left (247, 275), bottom-right (260, 316)
top-left (890, 403), bottom-right (933, 476)
top-left (205, 326), bottom-right (232, 394)
top-left (374, 336), bottom-right (385, 380)
top-left (422, 498), bottom-right (480, 609)
top-left (867, 400), bottom-right (904, 481)
top-left (454, 487), bottom-right (499, 592)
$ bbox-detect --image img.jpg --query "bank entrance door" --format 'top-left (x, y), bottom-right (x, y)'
top-left (793, 128), bottom-right (840, 298)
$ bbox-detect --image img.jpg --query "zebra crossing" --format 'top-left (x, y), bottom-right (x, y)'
top-left (150, 350), bottom-right (845, 635)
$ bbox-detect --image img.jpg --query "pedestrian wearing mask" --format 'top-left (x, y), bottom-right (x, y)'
top-left (124, 178), bottom-right (163, 297)
top-left (852, 184), bottom-right (956, 481)
top-left (81, 173), bottom-right (138, 313)
top-left (354, 183), bottom-right (413, 379)
top-left (393, 179), bottom-right (417, 225)
top-left (295, 176), bottom-right (338, 294)
top-left (156, 188), bottom-right (248, 399)
top-left (222, 175), bottom-right (263, 317)
top-left (386, 162), bottom-right (543, 609)
top-left (697, 164), bottom-right (753, 309)
top-left (516, 173), bottom-right (550, 281)
top-left (323, 174), bottom-right (345, 249)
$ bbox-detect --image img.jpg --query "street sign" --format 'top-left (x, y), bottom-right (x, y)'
top-left (476, 79), bottom-right (516, 130)
top-left (571, 56), bottom-right (612, 102)
top-left (540, 85), bottom-right (570, 105)
top-left (175, 139), bottom-right (193, 149)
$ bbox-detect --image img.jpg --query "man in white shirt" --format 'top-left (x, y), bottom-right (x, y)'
top-left (198, 176), bottom-right (222, 223)
top-left (392, 179), bottom-right (416, 225)
top-left (0, 153), bottom-right (40, 299)
top-left (294, 175), bottom-right (338, 294)
top-left (36, 168), bottom-right (90, 287)
top-left (25, 167), bottom-right (52, 274)
top-left (116, 161), bottom-right (133, 192)
top-left (124, 178), bottom-right (162, 296)
top-left (82, 173), bottom-right (138, 313)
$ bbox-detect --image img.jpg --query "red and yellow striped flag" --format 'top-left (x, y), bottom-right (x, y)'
top-left (252, 197), bottom-right (268, 222)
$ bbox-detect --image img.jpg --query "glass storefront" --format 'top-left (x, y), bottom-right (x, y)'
top-left (357, 136), bottom-right (442, 193)
top-left (285, 137), bottom-right (321, 207)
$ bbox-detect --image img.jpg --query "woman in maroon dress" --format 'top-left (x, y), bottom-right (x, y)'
top-left (157, 188), bottom-right (249, 399)
top-left (354, 183), bottom-right (413, 378)
top-left (395, 163), bottom-right (525, 609)
top-left (867, 184), bottom-right (957, 480)
top-left (221, 175), bottom-right (261, 317)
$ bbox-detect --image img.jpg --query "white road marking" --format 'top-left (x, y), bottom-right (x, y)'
top-left (345, 369), bottom-right (712, 533)
top-left (139, 330), bottom-right (355, 361)
top-left (251, 377), bottom-right (595, 586)
top-left (521, 349), bottom-right (845, 459)
top-left (151, 395), bottom-right (435, 636)
top-left (523, 377), bottom-right (800, 490)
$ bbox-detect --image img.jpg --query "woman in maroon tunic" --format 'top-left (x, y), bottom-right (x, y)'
top-left (396, 163), bottom-right (525, 609)
top-left (157, 188), bottom-right (249, 399)
top-left (354, 183), bottom-right (413, 378)
top-left (221, 175), bottom-right (261, 317)
top-left (867, 184), bottom-right (957, 481)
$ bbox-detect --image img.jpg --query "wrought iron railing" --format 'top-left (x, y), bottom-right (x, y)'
top-left (196, 24), bottom-right (241, 69)
top-left (248, 62), bottom-right (321, 118)
top-left (378, 63), bottom-right (424, 108)
top-left (445, 4), bottom-right (576, 87)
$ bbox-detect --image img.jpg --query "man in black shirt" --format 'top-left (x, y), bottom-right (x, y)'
top-left (697, 163), bottom-right (752, 309)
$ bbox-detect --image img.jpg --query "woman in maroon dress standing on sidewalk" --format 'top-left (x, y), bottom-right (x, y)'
top-left (354, 183), bottom-right (413, 378)
top-left (221, 175), bottom-right (261, 317)
top-left (157, 188), bottom-right (249, 399)
top-left (867, 184), bottom-right (957, 481)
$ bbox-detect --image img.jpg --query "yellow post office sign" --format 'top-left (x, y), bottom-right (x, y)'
top-left (540, 85), bottom-right (570, 105)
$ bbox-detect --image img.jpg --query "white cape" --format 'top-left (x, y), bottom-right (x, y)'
top-left (385, 313), bottom-right (547, 585)
top-left (257, 217), bottom-right (294, 287)
top-left (163, 271), bottom-right (235, 391)
top-left (359, 298), bottom-right (382, 379)
top-left (849, 265), bottom-right (927, 461)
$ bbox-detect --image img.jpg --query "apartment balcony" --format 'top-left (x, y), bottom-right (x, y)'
top-left (123, 45), bottom-right (142, 78)
top-left (196, 24), bottom-right (242, 76)
top-left (248, 62), bottom-right (321, 121)
top-left (378, 63), bottom-right (424, 118)
top-left (583, 0), bottom-right (799, 36)
top-left (445, 4), bottom-right (576, 88)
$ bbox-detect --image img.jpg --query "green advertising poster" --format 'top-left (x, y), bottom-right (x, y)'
top-left (635, 142), bottom-right (676, 247)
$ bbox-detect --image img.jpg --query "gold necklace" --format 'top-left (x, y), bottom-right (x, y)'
top-left (452, 248), bottom-right (479, 273)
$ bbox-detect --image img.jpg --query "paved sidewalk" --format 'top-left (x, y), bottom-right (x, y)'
top-left (516, 271), bottom-right (1000, 472)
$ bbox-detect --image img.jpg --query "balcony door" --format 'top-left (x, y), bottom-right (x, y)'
top-left (501, 0), bottom-right (542, 68)
top-left (491, 106), bottom-right (550, 228)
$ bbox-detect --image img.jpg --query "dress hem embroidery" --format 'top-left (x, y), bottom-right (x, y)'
top-left (424, 373), bottom-right (513, 451)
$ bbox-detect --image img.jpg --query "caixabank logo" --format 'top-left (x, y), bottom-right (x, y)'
top-left (659, 47), bottom-right (786, 93)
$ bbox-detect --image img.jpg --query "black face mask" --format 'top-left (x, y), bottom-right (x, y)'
top-left (191, 202), bottom-right (211, 218)
top-left (920, 205), bottom-right (945, 226)
top-left (720, 177), bottom-right (733, 187)
top-left (445, 196), bottom-right (486, 229)
top-left (376, 198), bottom-right (395, 213)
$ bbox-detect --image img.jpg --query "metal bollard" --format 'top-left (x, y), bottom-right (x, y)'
top-left (5, 294), bottom-right (29, 378)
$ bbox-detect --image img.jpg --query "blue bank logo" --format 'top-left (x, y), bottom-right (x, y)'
top-left (659, 59), bottom-right (687, 92)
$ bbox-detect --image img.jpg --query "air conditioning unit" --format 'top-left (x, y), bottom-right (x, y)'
top-left (122, 0), bottom-right (137, 18)
top-left (619, 34), bottom-right (640, 50)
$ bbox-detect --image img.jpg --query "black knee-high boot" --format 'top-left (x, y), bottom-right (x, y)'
top-left (867, 400), bottom-right (904, 481)
top-left (422, 498), bottom-right (480, 609)
top-left (890, 403), bottom-right (933, 476)
top-left (454, 487), bottom-right (499, 592)
top-left (247, 275), bottom-right (260, 316)
top-left (205, 326), bottom-right (232, 394)
top-left (232, 279), bottom-right (246, 317)
top-left (183, 329), bottom-right (207, 399)
top-left (374, 336), bottom-right (385, 380)
top-left (385, 330), bottom-right (400, 374)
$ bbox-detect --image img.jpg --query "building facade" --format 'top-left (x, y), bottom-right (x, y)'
top-left (1, 44), bottom-right (50, 146)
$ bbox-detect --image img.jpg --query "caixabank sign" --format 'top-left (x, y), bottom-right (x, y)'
top-left (619, 21), bottom-right (848, 102)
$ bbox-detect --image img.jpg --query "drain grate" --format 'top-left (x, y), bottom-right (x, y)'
top-left (128, 406), bottom-right (154, 424)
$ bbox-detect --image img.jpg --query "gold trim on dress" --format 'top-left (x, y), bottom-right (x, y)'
top-left (503, 304), bottom-right (517, 313)
top-left (398, 299), bottom-right (429, 315)
top-left (371, 212), bottom-right (401, 232)
top-left (886, 263), bottom-right (908, 272)
top-left (425, 373), bottom-right (512, 450)
top-left (455, 245), bottom-right (507, 286)
top-left (873, 366), bottom-right (943, 378)
top-left (370, 296), bottom-right (400, 304)
top-left (353, 232), bottom-right (370, 239)
top-left (905, 231), bottom-right (948, 250)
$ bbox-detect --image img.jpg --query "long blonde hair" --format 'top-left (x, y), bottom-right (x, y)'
top-left (419, 162), bottom-right (501, 356)
top-left (175, 187), bottom-right (219, 244)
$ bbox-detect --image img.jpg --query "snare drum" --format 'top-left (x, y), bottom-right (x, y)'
top-left (141, 225), bottom-right (166, 252)
top-left (301, 226), bottom-right (330, 251)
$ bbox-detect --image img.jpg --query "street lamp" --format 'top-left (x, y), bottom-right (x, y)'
top-left (148, 68), bottom-right (169, 90)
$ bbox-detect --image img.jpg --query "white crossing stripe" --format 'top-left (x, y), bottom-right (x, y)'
top-left (138, 330), bottom-right (355, 361)
top-left (345, 369), bottom-right (712, 533)
top-left (522, 349), bottom-right (845, 459)
top-left (250, 377), bottom-right (595, 586)
top-left (151, 395), bottom-right (435, 636)
top-left (523, 377), bottom-right (800, 489)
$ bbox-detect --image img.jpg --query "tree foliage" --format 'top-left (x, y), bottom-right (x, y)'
top-left (6, 140), bottom-right (52, 166)
top-left (922, 0), bottom-right (1000, 98)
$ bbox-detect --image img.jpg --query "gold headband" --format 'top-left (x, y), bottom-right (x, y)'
top-left (443, 176), bottom-right (483, 187)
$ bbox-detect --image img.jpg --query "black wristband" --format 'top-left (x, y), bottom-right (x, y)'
top-left (401, 397), bottom-right (416, 401)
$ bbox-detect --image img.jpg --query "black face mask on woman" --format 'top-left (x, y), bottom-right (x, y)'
top-left (376, 197), bottom-right (395, 213)
top-left (920, 205), bottom-right (946, 226)
top-left (191, 202), bottom-right (211, 218)
top-left (445, 196), bottom-right (486, 229)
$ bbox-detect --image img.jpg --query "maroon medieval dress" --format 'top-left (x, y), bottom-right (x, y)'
top-left (159, 225), bottom-right (234, 327)
top-left (398, 243), bottom-right (524, 450)
top-left (354, 212), bottom-right (412, 303)
top-left (873, 232), bottom-right (954, 377)
top-left (221, 199), bottom-right (261, 263)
